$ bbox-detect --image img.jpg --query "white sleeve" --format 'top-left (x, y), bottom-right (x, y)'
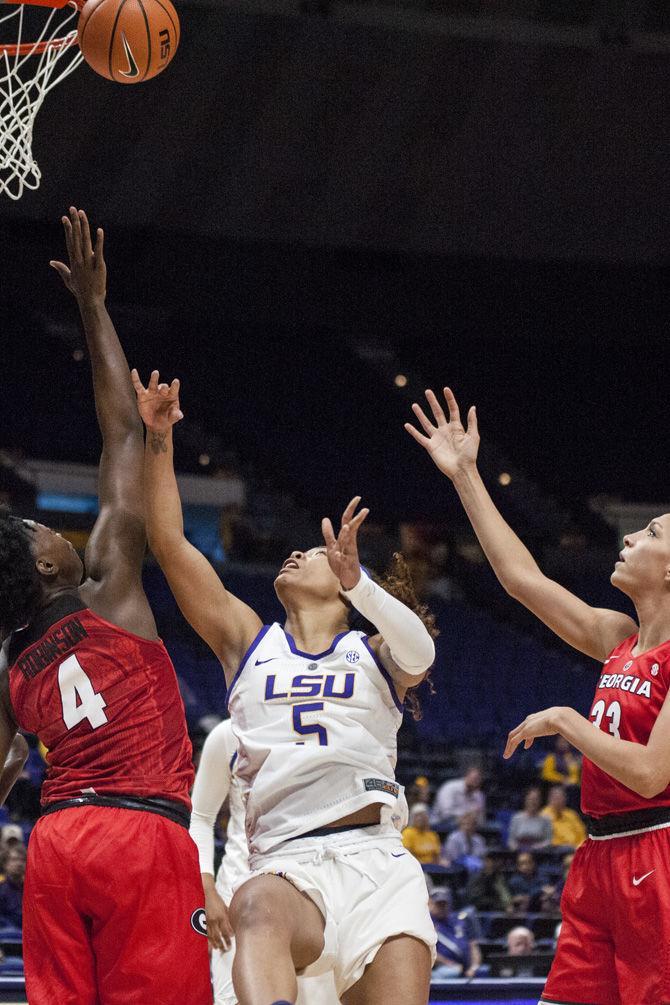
top-left (189, 720), bottom-right (235, 877)
top-left (342, 572), bottom-right (435, 676)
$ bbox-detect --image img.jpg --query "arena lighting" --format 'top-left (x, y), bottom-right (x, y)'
top-left (394, 373), bottom-right (408, 388)
top-left (72, 349), bottom-right (85, 362)
top-left (498, 472), bottom-right (512, 486)
top-left (199, 453), bottom-right (211, 467)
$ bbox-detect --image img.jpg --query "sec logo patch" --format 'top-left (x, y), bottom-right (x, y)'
top-left (345, 650), bottom-right (360, 664)
top-left (190, 908), bottom-right (207, 936)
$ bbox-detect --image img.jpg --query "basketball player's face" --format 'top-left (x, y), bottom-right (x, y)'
top-left (24, 521), bottom-right (84, 586)
top-left (611, 514), bottom-right (670, 598)
top-left (274, 547), bottom-right (341, 603)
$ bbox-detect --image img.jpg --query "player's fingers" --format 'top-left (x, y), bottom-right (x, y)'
top-left (49, 261), bottom-right (71, 282)
top-left (350, 507), bottom-right (369, 532)
top-left (425, 388), bottom-right (447, 426)
top-left (69, 206), bottom-right (83, 261)
top-left (95, 227), bottom-right (105, 263)
top-left (130, 368), bottom-right (146, 395)
top-left (467, 404), bottom-right (478, 439)
top-left (169, 377), bottom-right (180, 395)
top-left (524, 737), bottom-right (535, 750)
top-left (321, 516), bottom-right (337, 547)
top-left (404, 422), bottom-right (431, 448)
top-left (341, 495), bottom-right (361, 525)
top-left (148, 370), bottom-right (160, 391)
top-left (443, 387), bottom-right (462, 426)
top-left (158, 383), bottom-right (171, 397)
top-left (411, 402), bottom-right (436, 437)
top-left (79, 210), bottom-right (93, 259)
top-left (61, 215), bottom-right (73, 257)
top-left (168, 404), bottom-right (184, 424)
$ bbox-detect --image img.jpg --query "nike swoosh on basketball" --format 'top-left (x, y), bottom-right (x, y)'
top-left (120, 33), bottom-right (140, 78)
top-left (633, 870), bottom-right (655, 886)
top-left (255, 657), bottom-right (277, 666)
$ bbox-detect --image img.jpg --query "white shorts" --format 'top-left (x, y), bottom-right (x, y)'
top-left (213, 885), bottom-right (341, 1005)
top-left (238, 823), bottom-right (436, 996)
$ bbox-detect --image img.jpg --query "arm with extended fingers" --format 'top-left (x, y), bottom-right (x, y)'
top-left (504, 691), bottom-right (670, 798)
top-left (405, 388), bottom-right (635, 662)
top-left (323, 498), bottom-right (435, 688)
top-left (131, 370), bottom-right (261, 677)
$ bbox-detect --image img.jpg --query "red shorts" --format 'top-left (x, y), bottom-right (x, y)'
top-left (23, 805), bottom-right (212, 1005)
top-left (542, 827), bottom-right (670, 1005)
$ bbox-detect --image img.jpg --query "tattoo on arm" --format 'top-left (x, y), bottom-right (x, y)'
top-left (149, 432), bottom-right (168, 455)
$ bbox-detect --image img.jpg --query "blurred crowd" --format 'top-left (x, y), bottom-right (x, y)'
top-left (399, 738), bottom-right (585, 981)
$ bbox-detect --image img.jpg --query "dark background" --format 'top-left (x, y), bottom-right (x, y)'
top-left (2, 0), bottom-right (670, 523)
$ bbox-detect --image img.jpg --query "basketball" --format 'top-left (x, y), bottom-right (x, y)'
top-left (77, 0), bottom-right (180, 84)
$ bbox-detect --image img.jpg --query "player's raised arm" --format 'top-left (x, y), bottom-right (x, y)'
top-left (50, 207), bottom-right (154, 637)
top-left (131, 370), bottom-right (262, 678)
top-left (323, 497), bottom-right (436, 692)
top-left (405, 387), bottom-right (636, 662)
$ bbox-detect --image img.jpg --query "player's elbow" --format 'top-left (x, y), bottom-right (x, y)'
top-left (638, 768), bottom-right (670, 800)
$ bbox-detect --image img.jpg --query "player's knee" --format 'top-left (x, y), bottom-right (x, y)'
top-left (230, 878), bottom-right (290, 939)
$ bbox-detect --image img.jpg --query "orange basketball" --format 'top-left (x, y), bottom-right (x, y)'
top-left (77, 0), bottom-right (180, 84)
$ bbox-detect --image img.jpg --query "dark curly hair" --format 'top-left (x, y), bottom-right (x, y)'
top-left (349, 552), bottom-right (439, 722)
top-left (0, 509), bottom-right (41, 637)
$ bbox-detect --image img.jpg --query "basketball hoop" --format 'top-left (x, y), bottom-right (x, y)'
top-left (0, 0), bottom-right (83, 200)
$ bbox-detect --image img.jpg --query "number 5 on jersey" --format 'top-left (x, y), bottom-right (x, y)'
top-left (58, 654), bottom-right (108, 730)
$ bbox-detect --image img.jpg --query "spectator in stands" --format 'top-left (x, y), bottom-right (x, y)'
top-left (508, 852), bottom-right (545, 912)
top-left (507, 925), bottom-right (535, 956)
top-left (0, 849), bottom-right (25, 928)
top-left (0, 825), bottom-right (24, 856)
top-left (432, 765), bottom-right (485, 827)
top-left (429, 887), bottom-right (482, 980)
top-left (443, 811), bottom-right (486, 868)
top-left (541, 785), bottom-right (586, 848)
top-left (507, 786), bottom-right (553, 851)
top-left (407, 775), bottom-right (432, 812)
top-left (465, 852), bottom-right (513, 912)
top-left (538, 852), bottom-right (574, 914)
top-left (401, 803), bottom-right (441, 864)
top-left (541, 736), bottom-right (581, 788)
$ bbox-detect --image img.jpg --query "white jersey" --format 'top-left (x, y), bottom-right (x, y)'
top-left (189, 719), bottom-right (249, 892)
top-left (227, 623), bottom-right (404, 856)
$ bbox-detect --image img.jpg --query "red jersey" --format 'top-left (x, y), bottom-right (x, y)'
top-left (7, 595), bottom-right (194, 808)
top-left (582, 632), bottom-right (670, 818)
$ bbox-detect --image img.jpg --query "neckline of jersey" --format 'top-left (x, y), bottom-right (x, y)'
top-left (628, 632), bottom-right (670, 661)
top-left (282, 627), bottom-right (351, 660)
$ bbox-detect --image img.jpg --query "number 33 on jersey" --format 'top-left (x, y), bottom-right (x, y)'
top-left (582, 633), bottom-right (670, 818)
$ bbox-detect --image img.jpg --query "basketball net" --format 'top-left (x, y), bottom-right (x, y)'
top-left (0, 0), bottom-right (83, 200)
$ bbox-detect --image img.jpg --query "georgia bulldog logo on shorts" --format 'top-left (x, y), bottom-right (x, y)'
top-left (190, 908), bottom-right (208, 936)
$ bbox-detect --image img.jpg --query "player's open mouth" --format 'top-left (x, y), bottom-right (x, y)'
top-left (280, 560), bottom-right (300, 572)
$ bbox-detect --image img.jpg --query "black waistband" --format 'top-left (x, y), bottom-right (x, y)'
top-left (41, 794), bottom-right (190, 830)
top-left (585, 805), bottom-right (670, 837)
top-left (288, 822), bottom-right (378, 841)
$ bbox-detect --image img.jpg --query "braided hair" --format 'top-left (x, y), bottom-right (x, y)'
top-left (0, 509), bottom-right (41, 637)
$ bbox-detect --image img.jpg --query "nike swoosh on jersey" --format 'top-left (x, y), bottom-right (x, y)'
top-left (120, 33), bottom-right (140, 78)
top-left (633, 870), bottom-right (655, 886)
top-left (255, 657), bottom-right (277, 666)
top-left (391, 851), bottom-right (406, 858)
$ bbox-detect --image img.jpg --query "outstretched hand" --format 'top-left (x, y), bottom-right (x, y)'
top-left (503, 707), bottom-right (565, 760)
top-left (50, 207), bottom-right (106, 304)
top-left (131, 369), bottom-right (184, 433)
top-left (404, 387), bottom-right (479, 480)
top-left (321, 496), bottom-right (369, 591)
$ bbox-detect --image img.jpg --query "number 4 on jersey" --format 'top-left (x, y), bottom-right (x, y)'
top-left (58, 654), bottom-right (108, 730)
